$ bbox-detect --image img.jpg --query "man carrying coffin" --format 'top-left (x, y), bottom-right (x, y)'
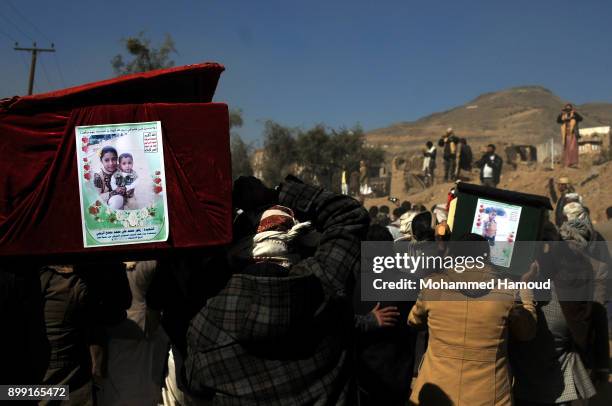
top-left (184, 176), bottom-right (369, 405)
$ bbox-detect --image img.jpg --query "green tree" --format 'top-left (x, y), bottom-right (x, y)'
top-left (111, 32), bottom-right (176, 75)
top-left (295, 125), bottom-right (332, 187)
top-left (307, 126), bottom-right (385, 190)
top-left (231, 135), bottom-right (253, 179)
top-left (259, 122), bottom-right (384, 189)
top-left (328, 127), bottom-right (367, 171)
top-left (229, 108), bottom-right (244, 129)
top-left (229, 108), bottom-right (253, 179)
top-left (329, 126), bottom-right (384, 182)
top-left (261, 120), bottom-right (296, 186)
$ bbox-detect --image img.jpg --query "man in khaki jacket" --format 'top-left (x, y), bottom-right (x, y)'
top-left (408, 235), bottom-right (537, 406)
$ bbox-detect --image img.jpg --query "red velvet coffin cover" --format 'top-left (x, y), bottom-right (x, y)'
top-left (0, 63), bottom-right (232, 260)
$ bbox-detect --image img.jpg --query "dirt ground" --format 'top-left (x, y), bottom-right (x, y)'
top-left (365, 160), bottom-right (612, 224)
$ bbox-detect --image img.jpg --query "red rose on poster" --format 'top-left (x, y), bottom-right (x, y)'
top-left (82, 146), bottom-right (88, 152)
top-left (81, 137), bottom-right (88, 143)
top-left (84, 164), bottom-right (90, 171)
top-left (154, 178), bottom-right (161, 184)
top-left (88, 206), bottom-right (99, 215)
top-left (83, 157), bottom-right (88, 162)
top-left (154, 186), bottom-right (163, 194)
top-left (95, 200), bottom-right (102, 207)
top-left (84, 173), bottom-right (91, 180)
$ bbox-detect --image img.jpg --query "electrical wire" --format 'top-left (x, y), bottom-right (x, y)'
top-left (6, 0), bottom-right (53, 44)
top-left (40, 57), bottom-right (54, 90)
top-left (0, 26), bottom-right (18, 43)
top-left (5, 1), bottom-right (66, 88)
top-left (52, 53), bottom-right (66, 88)
top-left (0, 10), bottom-right (34, 43)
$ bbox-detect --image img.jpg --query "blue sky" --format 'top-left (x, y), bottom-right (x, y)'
top-left (1, 0), bottom-right (612, 145)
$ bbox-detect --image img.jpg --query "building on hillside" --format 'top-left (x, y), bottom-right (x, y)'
top-left (578, 126), bottom-right (610, 155)
top-left (537, 126), bottom-right (611, 165)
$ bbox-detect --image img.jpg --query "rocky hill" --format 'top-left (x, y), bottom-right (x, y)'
top-left (366, 86), bottom-right (612, 155)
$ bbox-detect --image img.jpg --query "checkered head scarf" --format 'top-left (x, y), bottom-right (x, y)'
top-left (257, 205), bottom-right (297, 233)
top-left (229, 205), bottom-right (313, 269)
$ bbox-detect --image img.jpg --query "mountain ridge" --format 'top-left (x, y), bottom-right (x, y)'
top-left (366, 86), bottom-right (612, 155)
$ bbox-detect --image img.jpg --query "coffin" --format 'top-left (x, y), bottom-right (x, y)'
top-left (0, 63), bottom-right (232, 261)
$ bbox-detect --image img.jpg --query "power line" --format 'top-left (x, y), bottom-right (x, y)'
top-left (0, 11), bottom-right (34, 42)
top-left (6, 0), bottom-right (53, 44)
top-left (5, 0), bottom-right (65, 89)
top-left (0, 26), bottom-right (18, 43)
top-left (40, 57), bottom-right (54, 90)
top-left (14, 43), bottom-right (55, 95)
top-left (52, 53), bottom-right (66, 88)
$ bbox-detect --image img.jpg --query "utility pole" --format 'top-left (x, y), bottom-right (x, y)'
top-left (14, 42), bottom-right (55, 95)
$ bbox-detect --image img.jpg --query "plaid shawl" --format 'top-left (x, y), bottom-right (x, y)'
top-left (185, 178), bottom-right (369, 405)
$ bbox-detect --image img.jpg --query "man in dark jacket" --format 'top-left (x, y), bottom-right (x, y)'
top-left (354, 225), bottom-right (415, 406)
top-left (475, 144), bottom-right (503, 188)
top-left (185, 176), bottom-right (369, 405)
top-left (438, 128), bottom-right (459, 182)
top-left (39, 263), bottom-right (131, 406)
top-left (145, 249), bottom-right (232, 404)
top-left (455, 138), bottom-right (472, 179)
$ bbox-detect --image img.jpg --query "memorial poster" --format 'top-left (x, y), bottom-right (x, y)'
top-left (75, 121), bottom-right (169, 247)
top-left (470, 198), bottom-right (522, 267)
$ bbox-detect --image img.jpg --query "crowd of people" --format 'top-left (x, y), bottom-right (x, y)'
top-left (345, 126), bottom-right (508, 199)
top-left (361, 176), bottom-right (612, 406)
top-left (2, 171), bottom-right (610, 406)
top-left (424, 128), bottom-right (502, 188)
top-left (409, 102), bottom-right (583, 192)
